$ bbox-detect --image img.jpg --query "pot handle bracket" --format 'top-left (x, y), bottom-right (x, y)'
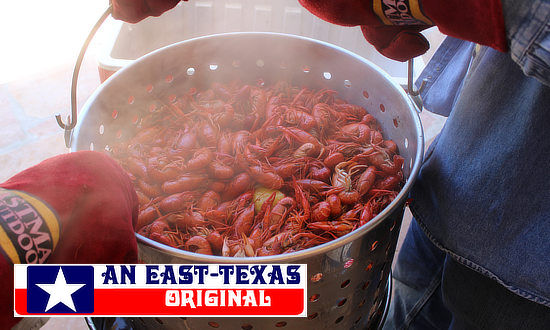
top-left (407, 59), bottom-right (426, 112)
top-left (56, 6), bottom-right (113, 148)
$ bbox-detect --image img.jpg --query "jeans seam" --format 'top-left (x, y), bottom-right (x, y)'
top-left (510, 0), bottom-right (544, 65)
top-left (418, 37), bottom-right (462, 96)
top-left (399, 264), bottom-right (445, 330)
top-left (509, 1), bottom-right (550, 86)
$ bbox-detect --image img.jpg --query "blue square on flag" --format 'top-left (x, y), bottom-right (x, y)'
top-left (27, 266), bottom-right (94, 313)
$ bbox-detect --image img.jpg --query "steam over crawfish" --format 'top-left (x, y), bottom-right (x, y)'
top-left (113, 80), bottom-right (403, 257)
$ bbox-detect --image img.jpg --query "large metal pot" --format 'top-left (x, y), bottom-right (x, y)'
top-left (74, 32), bottom-right (424, 329)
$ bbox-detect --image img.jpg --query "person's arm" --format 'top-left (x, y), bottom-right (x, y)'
top-left (0, 151), bottom-right (139, 327)
top-left (298, 0), bottom-right (507, 62)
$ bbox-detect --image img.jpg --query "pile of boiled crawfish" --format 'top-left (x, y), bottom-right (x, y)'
top-left (111, 80), bottom-right (404, 257)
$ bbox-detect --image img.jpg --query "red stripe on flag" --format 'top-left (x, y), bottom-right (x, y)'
top-left (14, 289), bottom-right (27, 315)
top-left (94, 288), bottom-right (304, 315)
top-left (15, 288), bottom-right (305, 316)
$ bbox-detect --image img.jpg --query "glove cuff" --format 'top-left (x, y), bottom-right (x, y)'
top-left (373, 0), bottom-right (433, 26)
top-left (0, 189), bottom-right (60, 264)
top-left (371, 0), bottom-right (507, 52)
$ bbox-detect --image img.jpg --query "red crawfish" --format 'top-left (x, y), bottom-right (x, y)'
top-left (234, 203), bottom-right (255, 236)
top-left (197, 190), bottom-right (221, 211)
top-left (331, 161), bottom-right (362, 205)
top-left (135, 190), bottom-right (151, 206)
top-left (212, 103), bottom-right (235, 128)
top-left (323, 151), bottom-right (345, 170)
top-left (186, 236), bottom-right (213, 255)
top-left (311, 201), bottom-right (331, 222)
top-left (147, 220), bottom-right (180, 248)
top-left (162, 173), bottom-right (207, 194)
top-left (223, 173), bottom-right (253, 201)
top-left (326, 194), bottom-right (342, 217)
top-left (112, 80), bottom-right (406, 257)
top-left (312, 103), bottom-right (332, 130)
top-left (206, 231), bottom-right (224, 254)
top-left (158, 192), bottom-right (197, 213)
top-left (232, 130), bottom-right (251, 156)
top-left (217, 132), bottom-right (233, 155)
top-left (295, 179), bottom-right (331, 194)
top-left (137, 180), bottom-right (163, 198)
top-left (273, 160), bottom-right (302, 179)
top-left (148, 165), bottom-right (180, 182)
top-left (174, 128), bottom-right (198, 150)
top-left (356, 166), bottom-right (377, 197)
top-left (334, 103), bottom-right (367, 120)
top-left (293, 142), bottom-right (320, 158)
top-left (175, 211), bottom-right (206, 228)
top-left (248, 164), bottom-right (284, 190)
top-left (308, 162), bottom-right (331, 182)
top-left (307, 220), bottom-right (355, 237)
top-left (340, 123), bottom-right (371, 143)
top-left (125, 157), bottom-right (147, 178)
top-left (208, 161), bottom-right (234, 180)
top-left (267, 126), bottom-right (320, 148)
top-left (186, 148), bottom-right (213, 171)
top-left (284, 107), bottom-right (316, 131)
top-left (197, 120), bottom-right (219, 147)
top-left (137, 205), bottom-right (160, 229)
top-left (266, 197), bottom-right (296, 231)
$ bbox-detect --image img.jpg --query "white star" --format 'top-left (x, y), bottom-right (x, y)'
top-left (36, 267), bottom-right (86, 312)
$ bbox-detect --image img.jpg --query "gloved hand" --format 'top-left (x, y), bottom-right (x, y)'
top-left (298, 0), bottom-right (507, 61)
top-left (0, 151), bottom-right (139, 327)
top-left (111, 0), bottom-right (184, 24)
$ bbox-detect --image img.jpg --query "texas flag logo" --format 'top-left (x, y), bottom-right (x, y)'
top-left (24, 266), bottom-right (94, 314)
top-left (15, 264), bottom-right (307, 317)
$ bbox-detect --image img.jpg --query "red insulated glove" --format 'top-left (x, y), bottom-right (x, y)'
top-left (111, 0), bottom-right (184, 23)
top-left (299, 0), bottom-right (507, 62)
top-left (0, 151), bottom-right (139, 327)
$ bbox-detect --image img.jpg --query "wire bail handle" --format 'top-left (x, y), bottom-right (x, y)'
top-left (407, 59), bottom-right (426, 111)
top-left (56, 6), bottom-right (113, 147)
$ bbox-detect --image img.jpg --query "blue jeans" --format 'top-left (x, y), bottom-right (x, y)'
top-left (383, 220), bottom-right (550, 330)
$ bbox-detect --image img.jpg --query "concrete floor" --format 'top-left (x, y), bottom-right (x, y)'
top-left (2, 2), bottom-right (446, 328)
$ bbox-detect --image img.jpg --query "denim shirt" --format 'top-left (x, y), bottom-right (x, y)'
top-left (409, 1), bottom-right (550, 307)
